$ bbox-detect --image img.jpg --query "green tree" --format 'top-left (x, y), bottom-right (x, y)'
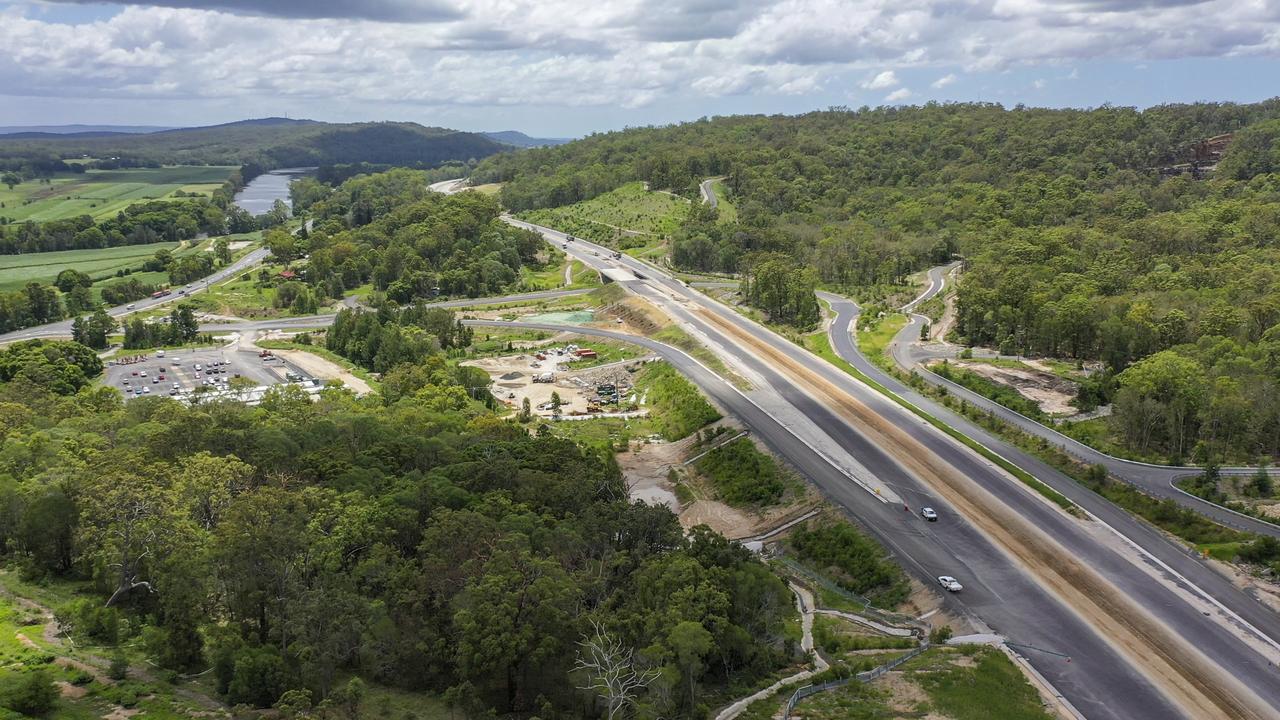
top-left (0, 668), bottom-right (58, 715)
top-left (1115, 350), bottom-right (1207, 457)
top-left (667, 620), bottom-right (713, 709)
top-left (1, 172), bottom-right (19, 190)
top-left (54, 269), bottom-right (92, 293)
top-left (214, 237), bottom-right (232, 265)
top-left (1248, 465), bottom-right (1274, 498)
top-left (454, 545), bottom-right (579, 711)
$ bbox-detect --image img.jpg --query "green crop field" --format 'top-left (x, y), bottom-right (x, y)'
top-left (0, 165), bottom-right (235, 223)
top-left (0, 243), bottom-right (181, 291)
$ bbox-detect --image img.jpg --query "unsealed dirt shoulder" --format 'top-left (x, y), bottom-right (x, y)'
top-left (697, 306), bottom-right (1273, 720)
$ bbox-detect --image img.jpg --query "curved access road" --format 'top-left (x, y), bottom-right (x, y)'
top-left (0, 247), bottom-right (271, 344)
top-left (699, 177), bottom-right (721, 208)
top-left (488, 215), bottom-right (1280, 719)
top-left (827, 269), bottom-right (1280, 538)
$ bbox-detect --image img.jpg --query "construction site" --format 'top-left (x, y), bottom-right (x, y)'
top-left (464, 341), bottom-right (658, 418)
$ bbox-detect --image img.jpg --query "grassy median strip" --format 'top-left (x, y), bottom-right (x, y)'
top-left (805, 321), bottom-right (1079, 515)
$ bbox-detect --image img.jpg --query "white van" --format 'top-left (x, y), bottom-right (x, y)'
top-left (156, 350), bottom-right (166, 358)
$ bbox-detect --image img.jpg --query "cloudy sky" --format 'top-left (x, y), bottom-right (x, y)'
top-left (1, 0), bottom-right (1278, 136)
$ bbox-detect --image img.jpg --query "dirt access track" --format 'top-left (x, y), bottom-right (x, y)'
top-left (697, 306), bottom-right (1273, 720)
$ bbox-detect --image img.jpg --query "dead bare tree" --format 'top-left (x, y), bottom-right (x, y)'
top-left (573, 619), bottom-right (660, 720)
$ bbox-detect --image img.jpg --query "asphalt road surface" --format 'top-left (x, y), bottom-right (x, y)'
top-left (495, 212), bottom-right (1280, 719)
top-left (699, 177), bottom-right (719, 208)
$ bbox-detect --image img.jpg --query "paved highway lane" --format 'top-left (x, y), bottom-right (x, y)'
top-left (463, 319), bottom-right (1186, 719)
top-left (501, 217), bottom-right (1280, 719)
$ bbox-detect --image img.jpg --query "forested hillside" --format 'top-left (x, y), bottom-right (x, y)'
top-left (476, 100), bottom-right (1280, 461)
top-left (0, 119), bottom-right (506, 174)
top-left (284, 168), bottom-right (545, 303)
top-left (0, 336), bottom-right (798, 716)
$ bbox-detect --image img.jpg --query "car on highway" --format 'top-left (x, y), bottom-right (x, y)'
top-left (921, 507), bottom-right (938, 521)
top-left (127, 303), bottom-right (135, 310)
top-left (937, 575), bottom-right (963, 592)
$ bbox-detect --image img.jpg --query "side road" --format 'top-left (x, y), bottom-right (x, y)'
top-left (818, 282), bottom-right (1280, 540)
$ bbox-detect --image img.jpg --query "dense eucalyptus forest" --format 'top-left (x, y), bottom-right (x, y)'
top-left (0, 163), bottom-right (814, 718)
top-left (475, 101), bottom-right (1280, 461)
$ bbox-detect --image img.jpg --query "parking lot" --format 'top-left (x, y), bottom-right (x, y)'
top-left (105, 344), bottom-right (315, 400)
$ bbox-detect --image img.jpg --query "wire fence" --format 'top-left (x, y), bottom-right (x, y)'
top-left (782, 642), bottom-right (930, 719)
top-left (774, 556), bottom-right (924, 633)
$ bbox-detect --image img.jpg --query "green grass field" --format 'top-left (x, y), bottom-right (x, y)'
top-left (518, 181), bottom-right (689, 249)
top-left (710, 178), bottom-right (738, 223)
top-left (0, 243), bottom-right (181, 291)
top-left (0, 165), bottom-right (234, 223)
top-left (857, 313), bottom-right (908, 371)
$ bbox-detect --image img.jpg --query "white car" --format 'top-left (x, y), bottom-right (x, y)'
top-left (937, 575), bottom-right (963, 592)
top-left (921, 507), bottom-right (938, 522)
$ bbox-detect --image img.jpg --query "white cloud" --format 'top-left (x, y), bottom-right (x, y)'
top-left (1032, 78), bottom-right (1046, 89)
top-left (862, 70), bottom-right (899, 90)
top-left (1, 0), bottom-right (1278, 127)
top-left (885, 87), bottom-right (912, 102)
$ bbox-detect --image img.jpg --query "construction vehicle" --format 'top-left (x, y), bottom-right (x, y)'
top-left (532, 372), bottom-right (556, 383)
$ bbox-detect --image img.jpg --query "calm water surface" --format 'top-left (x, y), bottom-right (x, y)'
top-left (233, 167), bottom-right (316, 215)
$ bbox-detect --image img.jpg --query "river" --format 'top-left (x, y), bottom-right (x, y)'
top-left (233, 167), bottom-right (317, 215)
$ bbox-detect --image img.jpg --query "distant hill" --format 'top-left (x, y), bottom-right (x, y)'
top-left (0, 119), bottom-right (509, 170)
top-left (0, 124), bottom-right (178, 135)
top-left (484, 130), bottom-right (573, 148)
top-left (0, 131), bottom-right (135, 140)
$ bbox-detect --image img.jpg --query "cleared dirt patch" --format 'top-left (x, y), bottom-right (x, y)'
top-left (698, 306), bottom-right (1272, 720)
top-left (952, 360), bottom-right (1078, 415)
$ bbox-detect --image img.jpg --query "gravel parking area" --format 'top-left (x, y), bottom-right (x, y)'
top-left (105, 344), bottom-right (313, 400)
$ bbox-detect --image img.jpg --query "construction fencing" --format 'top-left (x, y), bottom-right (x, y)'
top-left (781, 642), bottom-right (930, 720)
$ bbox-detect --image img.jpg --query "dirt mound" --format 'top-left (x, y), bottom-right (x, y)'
top-left (499, 371), bottom-right (524, 380)
top-left (605, 297), bottom-right (662, 334)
